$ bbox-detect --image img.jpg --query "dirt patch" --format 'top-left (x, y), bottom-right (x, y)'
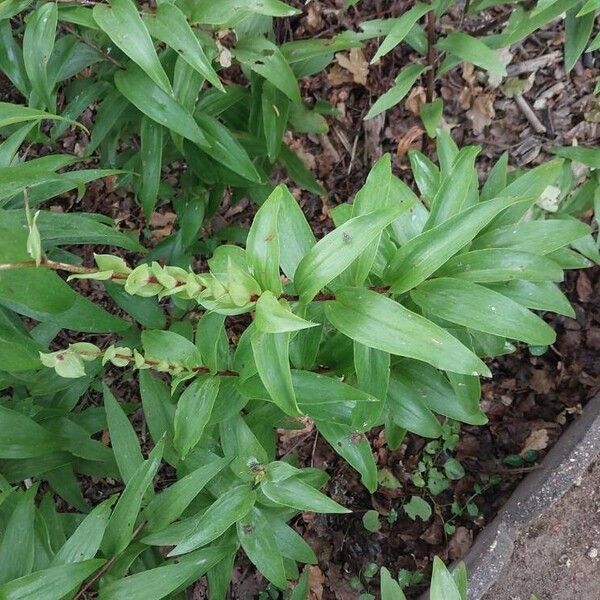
top-left (484, 460), bottom-right (600, 600)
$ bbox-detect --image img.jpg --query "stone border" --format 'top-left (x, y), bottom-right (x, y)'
top-left (462, 393), bottom-right (600, 599)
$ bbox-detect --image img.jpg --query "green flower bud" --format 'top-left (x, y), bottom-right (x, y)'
top-left (102, 345), bottom-right (132, 367)
top-left (26, 209), bottom-right (43, 267)
top-left (133, 349), bottom-right (149, 369)
top-left (124, 264), bottom-right (163, 297)
top-left (95, 254), bottom-right (132, 275)
top-left (69, 342), bottom-right (101, 361)
top-left (39, 350), bottom-right (86, 379)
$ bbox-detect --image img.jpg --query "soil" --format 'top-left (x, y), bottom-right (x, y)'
top-left (3, 0), bottom-right (600, 599)
top-left (483, 460), bottom-right (600, 600)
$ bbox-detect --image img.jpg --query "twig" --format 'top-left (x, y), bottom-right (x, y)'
top-left (425, 7), bottom-right (436, 104)
top-left (514, 94), bottom-right (547, 134)
top-left (61, 23), bottom-right (125, 69)
top-left (74, 522), bottom-right (146, 599)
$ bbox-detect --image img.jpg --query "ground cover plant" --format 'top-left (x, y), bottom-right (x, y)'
top-left (0, 0), bottom-right (599, 598)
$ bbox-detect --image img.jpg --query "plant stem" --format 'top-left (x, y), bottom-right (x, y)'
top-left (425, 6), bottom-right (437, 104)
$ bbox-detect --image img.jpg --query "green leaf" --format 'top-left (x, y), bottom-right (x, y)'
top-left (381, 566), bottom-right (407, 600)
top-left (481, 152), bottom-right (508, 202)
top-left (138, 116), bottom-right (163, 219)
top-left (365, 65), bottom-right (427, 119)
top-left (0, 560), bottom-right (105, 600)
top-left (420, 98), bottom-right (444, 138)
top-left (102, 439), bottom-right (164, 556)
top-left (317, 421), bottom-right (377, 492)
top-left (325, 288), bottom-right (489, 376)
top-left (552, 146), bottom-right (600, 169)
top-left (437, 249), bottom-right (564, 283)
top-left (192, 0), bottom-right (299, 24)
top-left (255, 291), bottom-right (317, 333)
top-left (114, 66), bottom-right (208, 148)
top-left (278, 145), bottom-right (325, 196)
top-left (143, 3), bottom-right (222, 91)
top-left (411, 278), bottom-right (556, 346)
top-left (395, 362), bottom-right (486, 426)
top-left (426, 146), bottom-right (480, 228)
top-left (408, 149), bottom-right (440, 201)
top-left (271, 518), bottom-right (317, 564)
top-left (237, 508), bottom-right (288, 589)
top-left (371, 3), bottom-right (431, 62)
top-left (23, 2), bottom-right (57, 109)
top-left (139, 371), bottom-right (175, 443)
top-left (0, 406), bottom-right (62, 458)
top-left (384, 196), bottom-right (526, 293)
top-left (276, 185), bottom-right (316, 279)
top-left (169, 485), bottom-right (257, 556)
top-left (195, 112), bottom-right (262, 183)
top-left (472, 219), bottom-right (591, 255)
top-left (261, 477), bottom-right (350, 514)
top-left (0, 307), bottom-right (43, 372)
top-left (98, 547), bottom-right (228, 600)
top-left (104, 383), bottom-right (144, 483)
top-left (235, 37), bottom-right (301, 103)
top-left (444, 458), bottom-right (465, 480)
top-left (93, 0), bottom-right (171, 93)
top-left (144, 457), bottom-right (229, 531)
top-left (436, 32), bottom-right (507, 76)
top-left (430, 556), bottom-right (462, 600)
top-left (141, 329), bottom-right (202, 369)
top-left (262, 82), bottom-right (289, 161)
top-left (251, 330), bottom-right (299, 416)
top-left (387, 376), bottom-right (443, 438)
top-left (52, 497), bottom-right (115, 564)
top-left (174, 375), bottom-right (220, 459)
top-left (246, 186), bottom-right (282, 294)
top-left (295, 206), bottom-right (404, 303)
top-left (565, 5), bottom-right (595, 72)
top-left (404, 496), bottom-right (432, 521)
top-left (0, 486), bottom-right (36, 584)
top-left (484, 280), bottom-right (574, 318)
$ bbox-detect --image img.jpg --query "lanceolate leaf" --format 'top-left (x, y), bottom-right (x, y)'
top-left (144, 457), bottom-right (230, 531)
top-left (169, 485), bottom-right (257, 556)
top-left (174, 375), bottom-right (220, 459)
top-left (98, 548), bottom-right (228, 600)
top-left (0, 406), bottom-right (62, 458)
top-left (102, 439), bottom-right (164, 556)
top-left (93, 0), bottom-right (171, 93)
top-left (23, 2), bottom-right (57, 109)
top-left (138, 116), bottom-right (163, 218)
top-left (325, 288), bottom-right (489, 376)
top-left (255, 291), bottom-right (317, 333)
top-left (114, 66), bottom-right (209, 148)
top-left (295, 206), bottom-right (404, 303)
top-left (237, 508), bottom-right (288, 589)
top-left (316, 421), bottom-right (377, 492)
top-left (246, 186), bottom-right (282, 294)
top-left (103, 383), bottom-right (144, 483)
top-left (261, 477), bottom-right (350, 514)
top-left (52, 497), bottom-right (115, 564)
top-left (384, 196), bottom-right (526, 293)
top-left (143, 3), bottom-right (223, 91)
top-left (251, 331), bottom-right (299, 416)
top-left (436, 32), bottom-right (507, 76)
top-left (0, 560), bottom-right (105, 600)
top-left (411, 278), bottom-right (556, 346)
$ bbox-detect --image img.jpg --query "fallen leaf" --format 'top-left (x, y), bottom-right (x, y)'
top-left (521, 428), bottom-right (549, 454)
top-left (577, 271), bottom-right (593, 303)
top-left (405, 86), bottom-right (426, 116)
top-left (308, 565), bottom-right (325, 600)
top-left (150, 211), bottom-right (176, 239)
top-left (448, 526), bottom-right (473, 560)
top-left (467, 93), bottom-right (495, 133)
top-left (530, 369), bottom-right (555, 394)
top-left (396, 125), bottom-right (424, 157)
top-left (335, 48), bottom-right (369, 86)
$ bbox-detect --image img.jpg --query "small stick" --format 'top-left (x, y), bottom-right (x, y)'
top-left (514, 94), bottom-right (546, 134)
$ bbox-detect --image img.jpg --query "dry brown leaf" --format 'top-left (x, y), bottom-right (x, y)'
top-left (396, 125), bottom-right (424, 157)
top-left (308, 565), bottom-right (325, 600)
top-left (335, 48), bottom-right (369, 86)
top-left (405, 86), bottom-right (426, 116)
top-left (462, 62), bottom-right (475, 86)
top-left (521, 428), bottom-right (549, 454)
top-left (530, 369), bottom-right (555, 394)
top-left (448, 526), bottom-right (473, 560)
top-left (458, 86), bottom-right (473, 110)
top-left (577, 271), bottom-right (593, 303)
top-left (327, 64), bottom-right (353, 86)
top-left (150, 211), bottom-right (176, 239)
top-left (467, 93), bottom-right (495, 133)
